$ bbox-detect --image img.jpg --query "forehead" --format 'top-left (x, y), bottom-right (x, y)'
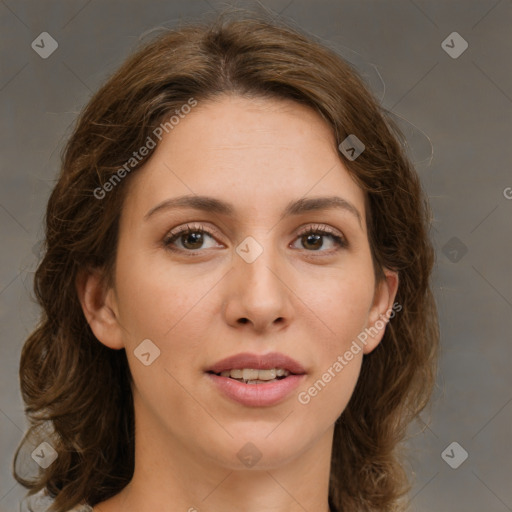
top-left (123, 94), bottom-right (366, 224)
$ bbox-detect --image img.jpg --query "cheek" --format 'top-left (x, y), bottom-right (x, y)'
top-left (292, 261), bottom-right (374, 420)
top-left (113, 250), bottom-right (223, 407)
top-left (113, 244), bottom-right (219, 346)
top-left (294, 284), bottom-right (368, 427)
top-left (295, 260), bottom-right (375, 345)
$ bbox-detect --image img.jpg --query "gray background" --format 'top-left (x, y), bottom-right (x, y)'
top-left (1, 0), bottom-right (511, 511)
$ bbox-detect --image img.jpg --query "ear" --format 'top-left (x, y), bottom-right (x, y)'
top-left (76, 268), bottom-right (124, 350)
top-left (362, 269), bottom-right (399, 355)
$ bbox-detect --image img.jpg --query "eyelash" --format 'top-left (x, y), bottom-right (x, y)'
top-left (162, 222), bottom-right (348, 255)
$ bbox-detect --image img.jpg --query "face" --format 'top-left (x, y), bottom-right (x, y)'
top-left (86, 94), bottom-right (397, 471)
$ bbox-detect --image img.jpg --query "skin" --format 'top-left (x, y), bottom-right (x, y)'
top-left (78, 94), bottom-right (398, 512)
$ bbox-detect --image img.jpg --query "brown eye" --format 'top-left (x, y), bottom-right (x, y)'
top-left (180, 231), bottom-right (205, 250)
top-left (163, 224), bottom-right (221, 253)
top-left (292, 226), bottom-right (348, 253)
top-left (301, 233), bottom-right (323, 250)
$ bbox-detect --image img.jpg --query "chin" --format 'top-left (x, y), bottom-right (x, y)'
top-left (200, 425), bottom-right (316, 470)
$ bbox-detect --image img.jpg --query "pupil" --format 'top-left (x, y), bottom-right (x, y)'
top-left (304, 234), bottom-right (322, 250)
top-left (183, 232), bottom-right (203, 249)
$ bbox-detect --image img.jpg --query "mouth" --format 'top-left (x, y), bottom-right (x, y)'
top-left (206, 351), bottom-right (306, 378)
top-left (205, 352), bottom-right (306, 407)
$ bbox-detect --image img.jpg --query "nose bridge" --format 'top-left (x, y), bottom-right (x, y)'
top-left (224, 231), bottom-right (292, 330)
top-left (235, 232), bottom-right (283, 298)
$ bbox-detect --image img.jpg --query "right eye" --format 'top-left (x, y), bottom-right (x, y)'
top-left (163, 223), bottom-right (223, 253)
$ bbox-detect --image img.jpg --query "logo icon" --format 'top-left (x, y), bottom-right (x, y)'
top-left (441, 32), bottom-right (468, 59)
top-left (441, 441), bottom-right (468, 469)
top-left (31, 442), bottom-right (58, 468)
top-left (237, 442), bottom-right (263, 468)
top-left (338, 134), bottom-right (365, 161)
top-left (236, 236), bottom-right (264, 264)
top-left (134, 339), bottom-right (161, 366)
top-left (442, 236), bottom-right (468, 263)
top-left (31, 32), bottom-right (59, 59)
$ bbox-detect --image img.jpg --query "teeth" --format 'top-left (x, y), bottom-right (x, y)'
top-left (218, 368), bottom-right (290, 381)
top-left (260, 368), bottom-right (276, 380)
top-left (242, 369), bottom-right (259, 381)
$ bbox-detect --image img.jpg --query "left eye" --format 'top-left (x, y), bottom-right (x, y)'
top-left (291, 227), bottom-right (347, 252)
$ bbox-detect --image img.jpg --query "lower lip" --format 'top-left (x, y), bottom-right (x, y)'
top-left (206, 373), bottom-right (305, 407)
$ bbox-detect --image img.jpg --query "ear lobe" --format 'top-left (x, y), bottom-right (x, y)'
top-left (362, 269), bottom-right (399, 355)
top-left (75, 268), bottom-right (124, 350)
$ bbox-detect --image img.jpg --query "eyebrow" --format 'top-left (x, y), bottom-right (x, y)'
top-left (144, 194), bottom-right (362, 226)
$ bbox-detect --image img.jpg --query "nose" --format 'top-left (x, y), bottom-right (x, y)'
top-left (222, 238), bottom-right (294, 334)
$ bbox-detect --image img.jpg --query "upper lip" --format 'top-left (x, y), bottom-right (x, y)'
top-left (206, 352), bottom-right (306, 375)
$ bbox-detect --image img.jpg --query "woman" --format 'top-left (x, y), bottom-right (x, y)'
top-left (14, 10), bottom-right (439, 512)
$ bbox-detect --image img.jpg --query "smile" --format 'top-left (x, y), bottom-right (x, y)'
top-left (205, 352), bottom-right (307, 407)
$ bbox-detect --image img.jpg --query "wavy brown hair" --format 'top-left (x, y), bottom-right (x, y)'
top-left (14, 9), bottom-right (439, 512)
